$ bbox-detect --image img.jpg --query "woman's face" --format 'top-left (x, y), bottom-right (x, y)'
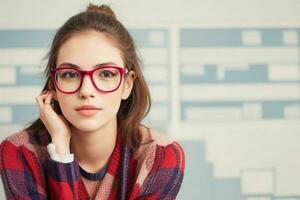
top-left (52, 30), bottom-right (134, 132)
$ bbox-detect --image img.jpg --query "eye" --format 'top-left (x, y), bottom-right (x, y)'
top-left (59, 71), bottom-right (79, 79)
top-left (100, 70), bottom-right (116, 77)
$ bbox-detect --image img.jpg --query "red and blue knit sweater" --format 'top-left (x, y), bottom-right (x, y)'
top-left (0, 125), bottom-right (185, 200)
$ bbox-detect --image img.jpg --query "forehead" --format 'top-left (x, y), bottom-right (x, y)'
top-left (56, 30), bottom-right (124, 69)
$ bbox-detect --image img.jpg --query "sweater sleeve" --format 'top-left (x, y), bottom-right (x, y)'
top-left (0, 139), bottom-right (88, 200)
top-left (0, 140), bottom-right (47, 199)
top-left (132, 141), bottom-right (185, 200)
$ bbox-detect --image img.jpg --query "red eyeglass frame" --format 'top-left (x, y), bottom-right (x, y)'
top-left (50, 65), bottom-right (129, 94)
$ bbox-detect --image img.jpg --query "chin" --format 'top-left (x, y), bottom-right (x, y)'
top-left (71, 118), bottom-right (110, 132)
top-left (66, 112), bottom-right (117, 132)
top-left (73, 123), bottom-right (101, 133)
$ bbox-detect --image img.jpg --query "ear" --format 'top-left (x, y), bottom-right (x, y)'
top-left (121, 70), bottom-right (136, 100)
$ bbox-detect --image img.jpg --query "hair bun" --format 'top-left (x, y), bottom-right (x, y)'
top-left (86, 3), bottom-right (117, 19)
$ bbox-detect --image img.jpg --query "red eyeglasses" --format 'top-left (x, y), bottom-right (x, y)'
top-left (50, 65), bottom-right (128, 94)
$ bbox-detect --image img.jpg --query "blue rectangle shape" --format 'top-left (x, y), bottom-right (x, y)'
top-left (180, 28), bottom-right (300, 47)
top-left (16, 66), bottom-right (45, 85)
top-left (181, 64), bottom-right (273, 83)
top-left (12, 105), bottom-right (39, 124)
top-left (262, 101), bottom-right (300, 119)
top-left (0, 30), bottom-right (55, 48)
top-left (224, 64), bottom-right (268, 83)
top-left (178, 141), bottom-right (214, 200)
top-left (0, 105), bottom-right (38, 125)
top-left (180, 29), bottom-right (242, 47)
top-left (261, 29), bottom-right (284, 46)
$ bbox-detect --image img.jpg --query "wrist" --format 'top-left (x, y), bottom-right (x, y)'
top-left (51, 138), bottom-right (70, 155)
top-left (47, 143), bottom-right (74, 163)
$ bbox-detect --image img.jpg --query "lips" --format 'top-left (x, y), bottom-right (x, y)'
top-left (75, 105), bottom-right (102, 116)
top-left (75, 105), bottom-right (101, 111)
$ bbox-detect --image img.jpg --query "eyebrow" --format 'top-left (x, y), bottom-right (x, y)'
top-left (57, 62), bottom-right (119, 69)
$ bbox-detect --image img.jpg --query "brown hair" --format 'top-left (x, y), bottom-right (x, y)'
top-left (24, 3), bottom-right (151, 151)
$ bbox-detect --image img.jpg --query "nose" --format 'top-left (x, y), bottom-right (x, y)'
top-left (78, 75), bottom-right (95, 99)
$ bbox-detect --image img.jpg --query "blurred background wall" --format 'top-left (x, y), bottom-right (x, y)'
top-left (0, 0), bottom-right (300, 199)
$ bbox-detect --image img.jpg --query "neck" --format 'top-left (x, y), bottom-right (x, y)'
top-left (70, 118), bottom-right (118, 173)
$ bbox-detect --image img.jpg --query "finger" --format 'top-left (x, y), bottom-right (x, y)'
top-left (44, 92), bottom-right (53, 105)
top-left (36, 91), bottom-right (50, 111)
top-left (41, 90), bottom-right (48, 95)
top-left (36, 94), bottom-right (46, 112)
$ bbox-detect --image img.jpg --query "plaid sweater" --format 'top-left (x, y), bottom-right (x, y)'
top-left (0, 125), bottom-right (185, 200)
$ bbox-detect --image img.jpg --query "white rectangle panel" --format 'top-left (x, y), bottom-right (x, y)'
top-left (283, 30), bottom-right (298, 45)
top-left (242, 103), bottom-right (263, 119)
top-left (180, 48), bottom-right (298, 63)
top-left (149, 85), bottom-right (169, 102)
top-left (217, 67), bottom-right (225, 80)
top-left (149, 105), bottom-right (168, 121)
top-left (185, 107), bottom-right (242, 121)
top-left (0, 49), bottom-right (48, 65)
top-left (144, 67), bottom-right (168, 82)
top-left (148, 31), bottom-right (165, 46)
top-left (20, 66), bottom-right (44, 75)
top-left (0, 86), bottom-right (42, 104)
top-left (139, 48), bottom-right (168, 64)
top-left (268, 64), bottom-right (300, 81)
top-left (242, 30), bottom-right (262, 45)
top-left (181, 65), bottom-right (205, 76)
top-left (241, 170), bottom-right (274, 194)
top-left (284, 105), bottom-right (300, 118)
top-left (181, 83), bottom-right (300, 101)
top-left (144, 64), bottom-right (167, 69)
top-left (0, 67), bottom-right (16, 84)
top-left (0, 107), bottom-right (12, 122)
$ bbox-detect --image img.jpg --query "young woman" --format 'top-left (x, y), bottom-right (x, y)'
top-left (0, 3), bottom-right (185, 200)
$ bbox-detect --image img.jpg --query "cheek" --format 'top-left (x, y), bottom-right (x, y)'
top-left (56, 95), bottom-right (74, 116)
top-left (103, 91), bottom-right (123, 114)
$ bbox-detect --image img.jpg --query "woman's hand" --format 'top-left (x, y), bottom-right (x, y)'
top-left (35, 91), bottom-right (71, 154)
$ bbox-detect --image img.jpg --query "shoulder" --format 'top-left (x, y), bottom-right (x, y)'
top-left (0, 129), bottom-right (50, 164)
top-left (132, 125), bottom-right (185, 198)
top-left (0, 128), bottom-right (50, 148)
top-left (137, 124), bottom-right (185, 161)
top-left (0, 130), bottom-right (31, 153)
top-left (134, 125), bottom-right (185, 180)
